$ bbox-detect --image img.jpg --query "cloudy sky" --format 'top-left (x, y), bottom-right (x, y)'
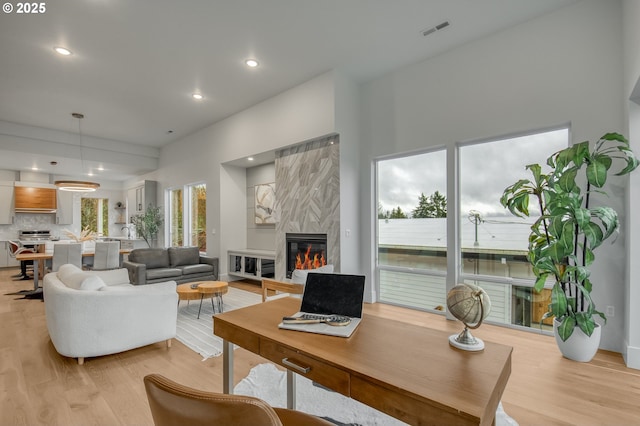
top-left (377, 128), bottom-right (568, 218)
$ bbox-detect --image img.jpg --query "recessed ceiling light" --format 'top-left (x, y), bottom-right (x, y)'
top-left (192, 93), bottom-right (203, 100)
top-left (97, 166), bottom-right (104, 171)
top-left (245, 59), bottom-right (259, 68)
top-left (247, 157), bottom-right (254, 161)
top-left (54, 46), bottom-right (72, 56)
top-left (31, 167), bottom-right (38, 171)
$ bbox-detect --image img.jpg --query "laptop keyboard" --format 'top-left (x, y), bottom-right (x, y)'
top-left (300, 313), bottom-right (351, 324)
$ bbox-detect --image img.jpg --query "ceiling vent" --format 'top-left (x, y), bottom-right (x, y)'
top-left (421, 21), bottom-right (450, 37)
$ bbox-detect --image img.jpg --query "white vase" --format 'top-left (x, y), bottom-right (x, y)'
top-left (553, 319), bottom-right (601, 362)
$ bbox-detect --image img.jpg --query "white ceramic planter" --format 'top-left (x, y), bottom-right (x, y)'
top-left (553, 319), bottom-right (601, 362)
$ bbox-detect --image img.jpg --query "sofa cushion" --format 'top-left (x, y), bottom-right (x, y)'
top-left (61, 271), bottom-right (107, 291)
top-left (98, 283), bottom-right (135, 291)
top-left (85, 268), bottom-right (130, 286)
top-left (146, 268), bottom-right (182, 281)
top-left (291, 264), bottom-right (334, 284)
top-left (129, 248), bottom-right (170, 269)
top-left (168, 246), bottom-right (200, 267)
top-left (179, 264), bottom-right (214, 275)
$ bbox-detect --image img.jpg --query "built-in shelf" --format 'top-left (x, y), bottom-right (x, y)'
top-left (228, 249), bottom-right (275, 281)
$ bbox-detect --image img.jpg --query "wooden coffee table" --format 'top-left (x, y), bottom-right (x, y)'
top-left (196, 281), bottom-right (229, 313)
top-left (176, 281), bottom-right (228, 319)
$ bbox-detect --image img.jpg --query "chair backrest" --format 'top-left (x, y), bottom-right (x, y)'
top-left (8, 241), bottom-right (20, 257)
top-left (52, 243), bottom-right (82, 272)
top-left (261, 278), bottom-right (305, 302)
top-left (9, 240), bottom-right (35, 257)
top-left (93, 241), bottom-right (120, 270)
top-left (143, 374), bottom-right (283, 426)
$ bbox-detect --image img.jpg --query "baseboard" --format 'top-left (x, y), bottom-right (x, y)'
top-left (624, 341), bottom-right (640, 370)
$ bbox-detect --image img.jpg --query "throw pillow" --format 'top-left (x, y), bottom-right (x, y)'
top-left (168, 246), bottom-right (200, 267)
top-left (62, 272), bottom-right (107, 291)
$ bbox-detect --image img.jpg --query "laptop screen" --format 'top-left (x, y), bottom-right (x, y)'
top-left (300, 273), bottom-right (366, 318)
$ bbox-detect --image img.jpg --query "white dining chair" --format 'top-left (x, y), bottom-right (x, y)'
top-left (92, 241), bottom-right (121, 270)
top-left (51, 243), bottom-right (82, 272)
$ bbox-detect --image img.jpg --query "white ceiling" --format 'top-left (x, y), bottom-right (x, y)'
top-left (0, 0), bottom-right (578, 181)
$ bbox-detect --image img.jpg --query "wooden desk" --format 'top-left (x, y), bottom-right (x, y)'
top-left (214, 297), bottom-right (512, 426)
top-left (15, 250), bottom-right (131, 290)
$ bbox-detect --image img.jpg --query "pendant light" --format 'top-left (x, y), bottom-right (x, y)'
top-left (55, 112), bottom-right (100, 192)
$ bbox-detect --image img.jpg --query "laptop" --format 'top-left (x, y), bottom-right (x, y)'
top-left (278, 272), bottom-right (366, 338)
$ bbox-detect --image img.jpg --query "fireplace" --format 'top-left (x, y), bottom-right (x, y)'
top-left (286, 233), bottom-right (327, 278)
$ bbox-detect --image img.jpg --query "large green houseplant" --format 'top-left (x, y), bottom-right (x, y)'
top-left (500, 133), bottom-right (638, 354)
top-left (131, 204), bottom-right (164, 248)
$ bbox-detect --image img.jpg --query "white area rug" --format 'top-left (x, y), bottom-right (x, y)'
top-left (175, 287), bottom-right (262, 359)
top-left (235, 363), bottom-right (519, 426)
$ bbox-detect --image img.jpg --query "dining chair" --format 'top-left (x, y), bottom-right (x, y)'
top-left (8, 240), bottom-right (35, 280)
top-left (50, 242), bottom-right (82, 272)
top-left (92, 241), bottom-right (120, 270)
top-left (143, 374), bottom-right (332, 426)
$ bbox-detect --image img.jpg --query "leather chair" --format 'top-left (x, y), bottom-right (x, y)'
top-left (8, 240), bottom-right (35, 280)
top-left (144, 374), bottom-right (332, 426)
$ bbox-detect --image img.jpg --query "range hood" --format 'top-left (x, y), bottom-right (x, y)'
top-left (14, 186), bottom-right (57, 213)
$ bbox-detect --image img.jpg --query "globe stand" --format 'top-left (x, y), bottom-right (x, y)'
top-left (446, 283), bottom-right (490, 352)
top-left (449, 326), bottom-right (485, 351)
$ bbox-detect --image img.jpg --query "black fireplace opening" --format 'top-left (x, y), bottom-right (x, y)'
top-left (286, 233), bottom-right (328, 278)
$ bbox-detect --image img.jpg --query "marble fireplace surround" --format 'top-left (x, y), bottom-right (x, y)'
top-left (274, 135), bottom-right (340, 280)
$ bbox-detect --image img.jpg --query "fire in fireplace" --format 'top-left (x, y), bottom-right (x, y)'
top-left (286, 233), bottom-right (328, 278)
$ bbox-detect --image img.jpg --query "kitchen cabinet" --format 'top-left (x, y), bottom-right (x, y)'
top-left (127, 180), bottom-right (157, 222)
top-left (55, 190), bottom-right (74, 225)
top-left (0, 241), bottom-right (19, 268)
top-left (228, 249), bottom-right (275, 281)
top-left (0, 183), bottom-right (14, 224)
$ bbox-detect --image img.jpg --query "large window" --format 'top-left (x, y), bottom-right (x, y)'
top-left (167, 183), bottom-right (206, 251)
top-left (459, 128), bottom-right (568, 329)
top-left (375, 127), bottom-right (569, 331)
top-left (376, 149), bottom-right (447, 311)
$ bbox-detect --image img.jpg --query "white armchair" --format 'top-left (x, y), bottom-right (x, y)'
top-left (43, 264), bottom-right (178, 365)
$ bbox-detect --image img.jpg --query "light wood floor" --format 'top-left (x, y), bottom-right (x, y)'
top-left (1, 268), bottom-right (639, 426)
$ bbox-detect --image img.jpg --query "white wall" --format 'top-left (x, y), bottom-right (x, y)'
top-left (623, 0), bottom-right (640, 369)
top-left (360, 0), bottom-right (627, 352)
top-left (135, 72), bottom-right (336, 278)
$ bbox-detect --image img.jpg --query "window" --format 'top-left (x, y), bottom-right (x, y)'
top-left (169, 189), bottom-right (183, 247)
top-left (81, 198), bottom-right (109, 236)
top-left (376, 149), bottom-right (447, 311)
top-left (167, 183), bottom-right (206, 251)
top-left (458, 127), bottom-right (568, 330)
top-left (374, 127), bottom-right (569, 332)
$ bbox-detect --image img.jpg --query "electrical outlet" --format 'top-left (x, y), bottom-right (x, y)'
top-left (606, 305), bottom-right (615, 317)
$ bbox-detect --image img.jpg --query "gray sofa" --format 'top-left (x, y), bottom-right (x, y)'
top-left (123, 247), bottom-right (218, 285)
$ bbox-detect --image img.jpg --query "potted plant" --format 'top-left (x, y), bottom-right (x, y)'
top-left (500, 133), bottom-right (638, 361)
top-left (131, 204), bottom-right (164, 248)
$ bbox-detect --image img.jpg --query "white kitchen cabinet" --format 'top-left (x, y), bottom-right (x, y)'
top-left (0, 241), bottom-right (19, 268)
top-left (55, 190), bottom-right (74, 225)
top-left (228, 249), bottom-right (275, 281)
top-left (127, 180), bottom-right (157, 222)
top-left (0, 182), bottom-right (14, 224)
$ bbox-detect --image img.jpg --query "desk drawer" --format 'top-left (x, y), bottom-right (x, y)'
top-left (260, 339), bottom-right (349, 396)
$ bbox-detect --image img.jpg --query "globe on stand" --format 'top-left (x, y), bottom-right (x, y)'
top-left (446, 283), bottom-right (491, 351)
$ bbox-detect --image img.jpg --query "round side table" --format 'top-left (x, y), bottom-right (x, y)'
top-left (196, 281), bottom-right (229, 313)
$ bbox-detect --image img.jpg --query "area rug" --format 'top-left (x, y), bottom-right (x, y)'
top-left (234, 363), bottom-right (519, 426)
top-left (175, 286), bottom-right (262, 359)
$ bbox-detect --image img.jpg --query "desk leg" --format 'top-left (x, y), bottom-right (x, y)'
top-left (32, 259), bottom-right (39, 290)
top-left (287, 370), bottom-right (296, 409)
top-left (222, 339), bottom-right (233, 394)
